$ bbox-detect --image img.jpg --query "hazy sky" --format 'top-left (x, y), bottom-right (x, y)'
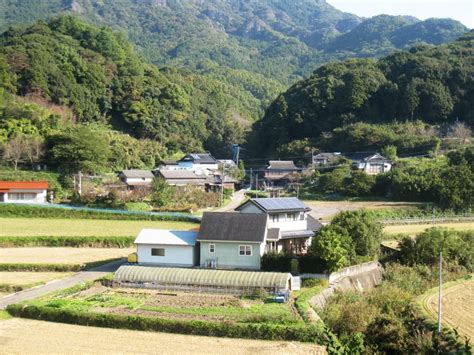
top-left (327, 0), bottom-right (474, 28)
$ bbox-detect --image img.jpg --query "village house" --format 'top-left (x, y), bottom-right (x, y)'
top-left (344, 152), bottom-right (392, 175)
top-left (0, 181), bottom-right (49, 204)
top-left (235, 197), bottom-right (322, 255)
top-left (118, 169), bottom-right (154, 189)
top-left (263, 160), bottom-right (301, 190)
top-left (312, 152), bottom-right (342, 167)
top-left (197, 212), bottom-right (268, 270)
top-left (156, 169), bottom-right (207, 188)
top-left (134, 229), bottom-right (199, 267)
top-left (176, 153), bottom-right (219, 176)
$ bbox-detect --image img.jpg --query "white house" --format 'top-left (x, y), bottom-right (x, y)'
top-left (118, 170), bottom-right (154, 189)
top-left (176, 153), bottom-right (219, 176)
top-left (134, 229), bottom-right (199, 267)
top-left (345, 152), bottom-right (392, 175)
top-left (235, 197), bottom-right (322, 254)
top-left (0, 181), bottom-right (48, 204)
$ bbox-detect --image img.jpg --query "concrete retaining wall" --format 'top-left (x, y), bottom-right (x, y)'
top-left (310, 261), bottom-right (384, 310)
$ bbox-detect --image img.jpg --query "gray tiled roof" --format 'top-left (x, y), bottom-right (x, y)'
top-left (267, 160), bottom-right (299, 170)
top-left (197, 212), bottom-right (268, 243)
top-left (120, 170), bottom-right (154, 179)
top-left (158, 170), bottom-right (206, 180)
top-left (180, 153), bottom-right (218, 164)
top-left (238, 197), bottom-right (310, 213)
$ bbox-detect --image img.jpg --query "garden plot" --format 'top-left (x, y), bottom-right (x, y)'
top-left (0, 218), bottom-right (197, 237)
top-left (384, 222), bottom-right (474, 235)
top-left (36, 285), bottom-right (302, 325)
top-left (0, 248), bottom-right (134, 264)
top-left (0, 318), bottom-right (325, 354)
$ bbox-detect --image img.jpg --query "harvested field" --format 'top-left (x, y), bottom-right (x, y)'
top-left (0, 318), bottom-right (326, 354)
top-left (423, 277), bottom-right (474, 339)
top-left (384, 222), bottom-right (474, 235)
top-left (0, 272), bottom-right (72, 289)
top-left (0, 218), bottom-right (197, 237)
top-left (304, 200), bottom-right (420, 221)
top-left (0, 248), bottom-right (134, 264)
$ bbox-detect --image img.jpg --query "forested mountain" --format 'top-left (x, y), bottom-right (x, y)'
top-left (0, 16), bottom-right (255, 160)
top-left (251, 31), bottom-right (474, 156)
top-left (0, 0), bottom-right (468, 99)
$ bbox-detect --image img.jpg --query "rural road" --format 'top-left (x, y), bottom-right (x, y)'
top-left (216, 189), bottom-right (246, 212)
top-left (0, 259), bottom-right (125, 309)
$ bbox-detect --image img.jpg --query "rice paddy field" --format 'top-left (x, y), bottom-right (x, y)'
top-left (383, 222), bottom-right (474, 235)
top-left (0, 218), bottom-right (198, 237)
top-left (0, 248), bottom-right (134, 264)
top-left (0, 318), bottom-right (326, 354)
top-left (422, 277), bottom-right (474, 339)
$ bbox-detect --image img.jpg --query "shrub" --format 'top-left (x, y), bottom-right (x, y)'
top-left (0, 236), bottom-right (135, 248)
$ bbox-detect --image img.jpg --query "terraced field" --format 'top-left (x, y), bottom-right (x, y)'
top-left (422, 277), bottom-right (474, 339)
top-left (384, 222), bottom-right (474, 235)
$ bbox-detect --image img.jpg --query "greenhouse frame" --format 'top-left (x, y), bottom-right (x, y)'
top-left (113, 265), bottom-right (293, 295)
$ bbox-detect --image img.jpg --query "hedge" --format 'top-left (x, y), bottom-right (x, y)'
top-left (0, 236), bottom-right (135, 248)
top-left (0, 204), bottom-right (201, 223)
top-left (6, 303), bottom-right (337, 346)
top-left (261, 253), bottom-right (327, 274)
top-left (0, 258), bottom-right (122, 272)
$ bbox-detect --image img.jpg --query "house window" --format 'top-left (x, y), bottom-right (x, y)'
top-left (272, 214), bottom-right (279, 222)
top-left (151, 248), bottom-right (165, 256)
top-left (287, 213), bottom-right (296, 221)
top-left (239, 245), bottom-right (252, 256)
top-left (209, 244), bottom-right (215, 253)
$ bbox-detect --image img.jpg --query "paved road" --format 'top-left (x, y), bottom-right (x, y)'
top-left (215, 189), bottom-right (246, 212)
top-left (0, 259), bottom-right (125, 309)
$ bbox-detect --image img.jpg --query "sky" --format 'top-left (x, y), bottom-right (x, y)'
top-left (327, 0), bottom-right (474, 28)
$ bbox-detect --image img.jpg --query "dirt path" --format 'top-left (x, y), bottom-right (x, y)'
top-left (0, 318), bottom-right (326, 354)
top-left (0, 259), bottom-right (125, 309)
top-left (424, 277), bottom-right (474, 339)
top-left (216, 189), bottom-right (246, 212)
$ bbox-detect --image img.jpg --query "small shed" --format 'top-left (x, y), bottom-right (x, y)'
top-left (0, 181), bottom-right (49, 204)
top-left (135, 229), bottom-right (198, 267)
top-left (114, 265), bottom-right (293, 295)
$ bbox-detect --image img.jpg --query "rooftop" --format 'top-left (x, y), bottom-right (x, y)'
top-left (236, 197), bottom-right (310, 213)
top-left (0, 181), bottom-right (49, 190)
top-left (135, 229), bottom-right (198, 246)
top-left (120, 170), bottom-right (155, 179)
top-left (344, 152), bottom-right (389, 162)
top-left (158, 170), bottom-right (206, 180)
top-left (197, 212), bottom-right (268, 243)
top-left (180, 153), bottom-right (218, 164)
top-left (267, 160), bottom-right (299, 170)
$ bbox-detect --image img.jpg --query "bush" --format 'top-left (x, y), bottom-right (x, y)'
top-left (0, 204), bottom-right (201, 223)
top-left (261, 253), bottom-right (326, 274)
top-left (123, 202), bottom-right (152, 212)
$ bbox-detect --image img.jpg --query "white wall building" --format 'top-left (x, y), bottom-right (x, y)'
top-left (0, 181), bottom-right (48, 204)
top-left (134, 229), bottom-right (198, 267)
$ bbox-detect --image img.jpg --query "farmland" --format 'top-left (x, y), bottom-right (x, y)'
top-left (0, 248), bottom-right (134, 264)
top-left (383, 222), bottom-right (474, 235)
top-left (0, 318), bottom-right (325, 354)
top-left (0, 272), bottom-right (72, 291)
top-left (421, 276), bottom-right (474, 339)
top-left (0, 218), bottom-right (197, 237)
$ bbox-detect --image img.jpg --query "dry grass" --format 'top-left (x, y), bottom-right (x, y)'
top-left (0, 218), bottom-right (197, 237)
top-left (0, 272), bottom-right (72, 287)
top-left (424, 277), bottom-right (474, 339)
top-left (384, 222), bottom-right (474, 235)
top-left (0, 318), bottom-right (326, 354)
top-left (0, 248), bottom-right (134, 264)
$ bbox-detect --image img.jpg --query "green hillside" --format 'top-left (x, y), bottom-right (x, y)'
top-left (251, 31), bottom-right (474, 156)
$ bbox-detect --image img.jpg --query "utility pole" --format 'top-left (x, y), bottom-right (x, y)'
top-left (78, 171), bottom-right (82, 196)
top-left (250, 168), bottom-right (253, 190)
top-left (220, 164), bottom-right (225, 207)
top-left (437, 250), bottom-right (443, 334)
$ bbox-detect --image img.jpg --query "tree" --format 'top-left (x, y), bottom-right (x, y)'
top-left (311, 227), bottom-right (351, 272)
top-left (330, 211), bottom-right (382, 257)
top-left (344, 171), bottom-right (376, 197)
top-left (381, 145), bottom-right (397, 160)
top-left (2, 135), bottom-right (27, 170)
top-left (437, 164), bottom-right (474, 211)
top-left (24, 135), bottom-right (45, 167)
top-left (150, 178), bottom-right (174, 207)
top-left (47, 126), bottom-right (111, 173)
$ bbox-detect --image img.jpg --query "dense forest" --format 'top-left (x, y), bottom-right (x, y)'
top-left (252, 31), bottom-right (474, 156)
top-left (0, 16), bottom-right (260, 165)
top-left (0, 0), bottom-right (468, 128)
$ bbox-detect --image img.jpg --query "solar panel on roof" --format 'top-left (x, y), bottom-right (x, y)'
top-left (253, 197), bottom-right (306, 211)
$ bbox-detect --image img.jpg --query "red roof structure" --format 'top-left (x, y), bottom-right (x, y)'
top-left (0, 181), bottom-right (49, 192)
